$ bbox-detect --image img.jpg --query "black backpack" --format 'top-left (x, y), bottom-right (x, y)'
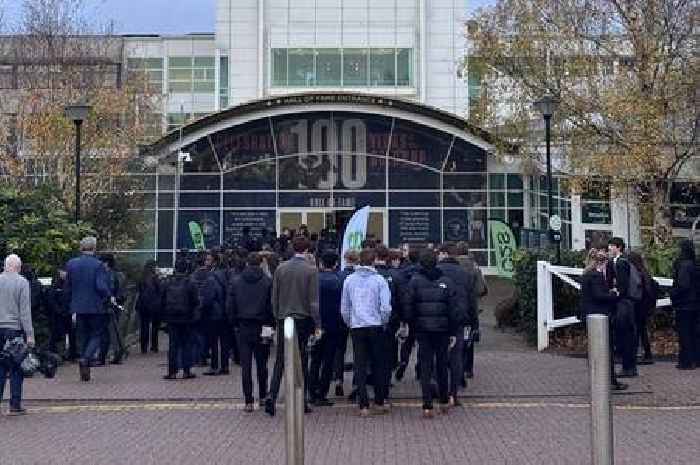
top-left (163, 277), bottom-right (194, 322)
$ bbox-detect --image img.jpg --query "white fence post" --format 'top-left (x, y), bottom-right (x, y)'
top-left (537, 260), bottom-right (552, 351)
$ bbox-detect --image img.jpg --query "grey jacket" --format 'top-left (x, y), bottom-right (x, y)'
top-left (0, 271), bottom-right (34, 340)
top-left (272, 256), bottom-right (320, 326)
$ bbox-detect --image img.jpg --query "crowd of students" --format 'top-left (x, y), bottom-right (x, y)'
top-left (149, 233), bottom-right (487, 417)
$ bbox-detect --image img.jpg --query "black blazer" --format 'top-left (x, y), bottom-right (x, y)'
top-left (580, 270), bottom-right (618, 317)
top-left (606, 257), bottom-right (630, 298)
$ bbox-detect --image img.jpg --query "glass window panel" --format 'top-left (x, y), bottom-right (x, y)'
top-left (507, 192), bottom-right (524, 207)
top-left (193, 69), bottom-right (206, 79)
top-left (177, 211), bottom-right (220, 249)
top-left (182, 139), bottom-right (219, 173)
top-left (169, 57), bottom-right (192, 67)
top-left (288, 49), bottom-right (315, 86)
top-left (145, 58), bottom-right (163, 69)
top-left (389, 191), bottom-right (440, 207)
top-left (194, 57), bottom-right (215, 67)
top-left (390, 118), bottom-right (452, 170)
top-left (444, 191), bottom-right (487, 208)
top-left (465, 209), bottom-right (488, 248)
top-left (193, 81), bottom-right (215, 92)
top-left (316, 49), bottom-right (341, 86)
top-left (179, 193), bottom-right (219, 208)
top-left (444, 139), bottom-right (487, 172)
top-left (224, 210), bottom-right (276, 246)
top-left (489, 174), bottom-right (505, 189)
top-left (157, 210), bottom-right (173, 249)
top-left (343, 48), bottom-right (368, 86)
top-left (224, 192), bottom-right (276, 207)
top-left (180, 174), bottom-right (220, 190)
top-left (388, 210), bottom-right (441, 246)
top-left (507, 174), bottom-right (523, 189)
top-left (489, 191), bottom-right (506, 207)
top-left (508, 209), bottom-right (524, 233)
top-left (443, 174), bottom-right (487, 190)
top-left (397, 48), bottom-right (412, 86)
top-left (490, 208), bottom-right (506, 220)
top-left (272, 49), bottom-right (288, 86)
top-left (370, 48), bottom-right (396, 86)
top-left (219, 57), bottom-right (229, 88)
top-left (213, 118), bottom-right (275, 170)
top-left (169, 68), bottom-right (192, 80)
top-left (169, 81), bottom-right (191, 92)
top-left (223, 161), bottom-right (276, 190)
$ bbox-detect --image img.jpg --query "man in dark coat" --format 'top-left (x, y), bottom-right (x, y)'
top-left (670, 239), bottom-right (700, 369)
top-left (396, 245), bottom-right (423, 381)
top-left (308, 251), bottom-right (343, 406)
top-left (607, 237), bottom-right (638, 377)
top-left (437, 243), bottom-right (474, 405)
top-left (333, 249), bottom-right (359, 397)
top-left (161, 258), bottom-right (200, 379)
top-left (265, 236), bottom-right (321, 417)
top-left (374, 245), bottom-right (402, 397)
top-left (227, 252), bottom-right (274, 411)
top-left (402, 249), bottom-right (459, 417)
top-left (64, 237), bottom-right (114, 382)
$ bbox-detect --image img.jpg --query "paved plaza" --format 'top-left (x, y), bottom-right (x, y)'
top-left (2, 289), bottom-right (699, 465)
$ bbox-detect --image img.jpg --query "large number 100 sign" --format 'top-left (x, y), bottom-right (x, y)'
top-left (290, 119), bottom-right (368, 189)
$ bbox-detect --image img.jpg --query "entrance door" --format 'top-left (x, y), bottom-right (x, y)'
top-left (277, 209), bottom-right (387, 246)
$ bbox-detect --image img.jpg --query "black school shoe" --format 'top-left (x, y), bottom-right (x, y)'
top-left (264, 398), bottom-right (276, 417)
top-left (8, 408), bottom-right (27, 416)
top-left (79, 361), bottom-right (91, 382)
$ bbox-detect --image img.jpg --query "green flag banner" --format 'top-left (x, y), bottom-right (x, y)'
top-left (188, 221), bottom-right (206, 251)
top-left (488, 220), bottom-right (516, 278)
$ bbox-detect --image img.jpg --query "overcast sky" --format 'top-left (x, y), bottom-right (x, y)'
top-left (3, 0), bottom-right (497, 35)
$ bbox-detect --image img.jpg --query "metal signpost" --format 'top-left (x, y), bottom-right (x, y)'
top-left (587, 315), bottom-right (614, 465)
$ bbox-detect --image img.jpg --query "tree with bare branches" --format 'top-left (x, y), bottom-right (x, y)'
top-left (469, 0), bottom-right (698, 244)
top-left (0, 0), bottom-right (160, 250)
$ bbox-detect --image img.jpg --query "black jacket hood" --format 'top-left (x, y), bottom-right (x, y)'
top-left (419, 266), bottom-right (443, 281)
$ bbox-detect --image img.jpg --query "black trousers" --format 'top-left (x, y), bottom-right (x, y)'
top-left (167, 324), bottom-right (192, 374)
top-left (634, 303), bottom-right (652, 359)
top-left (614, 301), bottom-right (637, 372)
top-left (139, 312), bottom-right (160, 353)
top-left (351, 326), bottom-right (386, 409)
top-left (237, 322), bottom-right (270, 404)
top-left (309, 331), bottom-right (341, 400)
top-left (417, 332), bottom-right (449, 409)
top-left (268, 317), bottom-right (314, 402)
top-left (48, 313), bottom-right (78, 359)
top-left (333, 327), bottom-right (349, 382)
top-left (206, 319), bottom-right (231, 371)
top-left (449, 325), bottom-right (465, 397)
top-left (676, 310), bottom-right (699, 368)
top-left (399, 327), bottom-right (417, 367)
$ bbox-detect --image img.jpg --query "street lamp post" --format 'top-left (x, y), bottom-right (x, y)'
top-left (64, 102), bottom-right (91, 223)
top-left (534, 94), bottom-right (560, 262)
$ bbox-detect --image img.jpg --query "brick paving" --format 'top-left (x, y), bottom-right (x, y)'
top-left (2, 278), bottom-right (699, 464)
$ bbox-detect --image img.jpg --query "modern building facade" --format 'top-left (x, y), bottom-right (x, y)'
top-left (2, 1), bottom-right (697, 268)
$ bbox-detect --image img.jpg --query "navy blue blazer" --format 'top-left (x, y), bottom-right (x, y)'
top-left (64, 254), bottom-right (113, 315)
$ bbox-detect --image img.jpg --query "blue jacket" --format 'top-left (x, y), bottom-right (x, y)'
top-left (64, 254), bottom-right (112, 315)
top-left (318, 270), bottom-right (343, 333)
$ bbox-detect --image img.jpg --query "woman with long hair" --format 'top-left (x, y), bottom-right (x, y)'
top-left (628, 251), bottom-right (657, 364)
top-left (670, 240), bottom-right (699, 370)
top-left (579, 248), bottom-right (626, 390)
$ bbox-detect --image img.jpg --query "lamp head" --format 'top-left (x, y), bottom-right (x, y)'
top-left (64, 101), bottom-right (92, 123)
top-left (534, 94), bottom-right (559, 119)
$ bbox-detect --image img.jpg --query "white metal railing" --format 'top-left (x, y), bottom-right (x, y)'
top-left (536, 261), bottom-right (673, 351)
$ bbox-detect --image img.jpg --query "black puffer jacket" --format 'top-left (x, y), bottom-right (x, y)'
top-left (226, 265), bottom-right (274, 326)
top-left (437, 258), bottom-right (474, 326)
top-left (401, 267), bottom-right (459, 334)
